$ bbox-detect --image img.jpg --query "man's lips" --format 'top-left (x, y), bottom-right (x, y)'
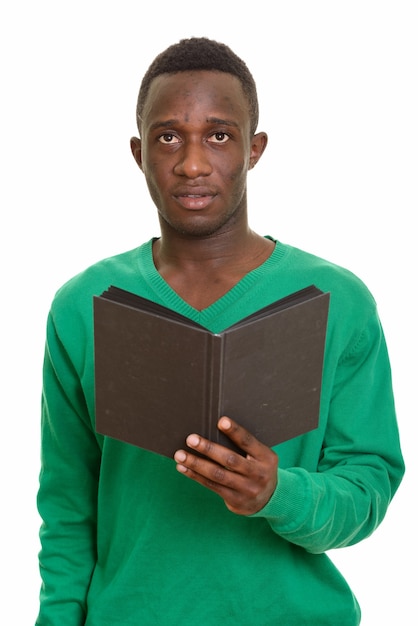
top-left (174, 189), bottom-right (217, 210)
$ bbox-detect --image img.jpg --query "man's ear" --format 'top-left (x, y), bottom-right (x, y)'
top-left (248, 132), bottom-right (268, 170)
top-left (130, 137), bottom-right (143, 171)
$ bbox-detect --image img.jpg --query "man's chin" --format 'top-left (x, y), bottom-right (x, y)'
top-left (162, 217), bottom-right (229, 239)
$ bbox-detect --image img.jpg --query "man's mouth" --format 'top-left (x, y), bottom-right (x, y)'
top-left (175, 193), bottom-right (216, 210)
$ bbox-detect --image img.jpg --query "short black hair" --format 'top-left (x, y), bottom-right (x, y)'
top-left (136, 37), bottom-right (259, 136)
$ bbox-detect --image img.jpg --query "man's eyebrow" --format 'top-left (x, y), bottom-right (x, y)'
top-left (148, 119), bottom-right (180, 131)
top-left (206, 117), bottom-right (239, 128)
top-left (148, 117), bottom-right (240, 131)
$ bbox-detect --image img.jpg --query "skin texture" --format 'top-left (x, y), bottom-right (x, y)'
top-left (130, 70), bottom-right (278, 514)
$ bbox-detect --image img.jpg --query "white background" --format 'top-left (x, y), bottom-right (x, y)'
top-left (1, 1), bottom-right (416, 624)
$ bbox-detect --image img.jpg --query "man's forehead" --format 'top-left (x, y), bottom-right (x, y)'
top-left (149, 69), bottom-right (241, 92)
top-left (142, 71), bottom-right (247, 116)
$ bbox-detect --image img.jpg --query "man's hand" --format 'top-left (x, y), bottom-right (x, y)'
top-left (174, 417), bottom-right (278, 515)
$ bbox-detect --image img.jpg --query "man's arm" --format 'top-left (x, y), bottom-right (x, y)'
top-left (36, 312), bottom-right (101, 625)
top-left (174, 311), bottom-right (405, 554)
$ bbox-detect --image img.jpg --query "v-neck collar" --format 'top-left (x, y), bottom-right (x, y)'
top-left (137, 237), bottom-right (288, 327)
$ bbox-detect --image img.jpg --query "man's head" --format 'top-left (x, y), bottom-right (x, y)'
top-left (130, 39), bottom-right (267, 239)
top-left (136, 37), bottom-right (259, 137)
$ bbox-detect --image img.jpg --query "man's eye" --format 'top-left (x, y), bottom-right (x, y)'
top-left (158, 134), bottom-right (180, 144)
top-left (208, 132), bottom-right (229, 143)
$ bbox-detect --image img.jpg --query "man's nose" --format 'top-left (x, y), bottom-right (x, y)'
top-left (173, 141), bottom-right (212, 178)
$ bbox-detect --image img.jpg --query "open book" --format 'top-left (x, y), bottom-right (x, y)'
top-left (94, 285), bottom-right (330, 458)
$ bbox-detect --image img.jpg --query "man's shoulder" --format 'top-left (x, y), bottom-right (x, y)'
top-left (50, 242), bottom-right (151, 314)
top-left (274, 241), bottom-right (377, 315)
top-left (276, 241), bottom-right (371, 292)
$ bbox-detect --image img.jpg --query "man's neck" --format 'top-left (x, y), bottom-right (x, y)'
top-left (152, 229), bottom-right (274, 310)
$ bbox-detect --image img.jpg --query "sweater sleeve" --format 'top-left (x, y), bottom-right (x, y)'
top-left (36, 311), bottom-right (101, 625)
top-left (251, 308), bottom-right (405, 554)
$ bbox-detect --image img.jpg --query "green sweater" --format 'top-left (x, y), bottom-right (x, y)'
top-left (36, 238), bottom-right (404, 626)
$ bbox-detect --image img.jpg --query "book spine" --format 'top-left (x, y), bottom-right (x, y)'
top-left (205, 333), bottom-right (224, 442)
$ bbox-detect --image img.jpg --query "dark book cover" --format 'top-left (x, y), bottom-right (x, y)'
top-left (94, 285), bottom-right (330, 458)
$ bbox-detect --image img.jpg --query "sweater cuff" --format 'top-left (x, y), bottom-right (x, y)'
top-left (250, 468), bottom-right (311, 529)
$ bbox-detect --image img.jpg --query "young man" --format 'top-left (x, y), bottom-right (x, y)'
top-left (36, 37), bottom-right (404, 625)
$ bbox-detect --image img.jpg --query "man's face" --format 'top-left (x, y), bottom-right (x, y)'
top-left (135, 70), bottom-right (264, 238)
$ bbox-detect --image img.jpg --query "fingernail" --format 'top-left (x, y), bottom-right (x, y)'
top-left (187, 434), bottom-right (200, 447)
top-left (219, 417), bottom-right (231, 430)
